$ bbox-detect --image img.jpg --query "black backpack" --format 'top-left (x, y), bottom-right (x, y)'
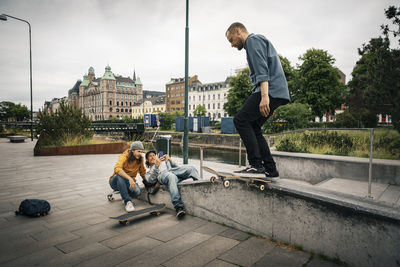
top-left (15, 199), bottom-right (51, 217)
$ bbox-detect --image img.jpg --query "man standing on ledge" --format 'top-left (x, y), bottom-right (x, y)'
top-left (226, 22), bottom-right (290, 180)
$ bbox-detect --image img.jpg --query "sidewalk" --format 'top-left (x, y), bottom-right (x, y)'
top-left (0, 138), bottom-right (340, 266)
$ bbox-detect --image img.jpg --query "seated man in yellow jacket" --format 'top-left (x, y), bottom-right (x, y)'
top-left (109, 141), bottom-right (146, 212)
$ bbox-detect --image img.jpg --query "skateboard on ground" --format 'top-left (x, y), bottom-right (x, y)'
top-left (202, 166), bottom-right (271, 191)
top-left (110, 203), bottom-right (166, 226)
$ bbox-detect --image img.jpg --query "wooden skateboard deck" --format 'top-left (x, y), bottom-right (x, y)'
top-left (110, 203), bottom-right (166, 225)
top-left (202, 166), bottom-right (271, 191)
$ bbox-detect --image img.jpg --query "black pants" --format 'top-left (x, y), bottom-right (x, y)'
top-left (234, 92), bottom-right (289, 171)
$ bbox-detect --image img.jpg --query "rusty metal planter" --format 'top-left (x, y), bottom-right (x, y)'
top-left (34, 141), bottom-right (129, 156)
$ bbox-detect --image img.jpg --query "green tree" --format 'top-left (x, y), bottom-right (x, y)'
top-left (279, 55), bottom-right (299, 101)
top-left (0, 101), bottom-right (30, 121)
top-left (224, 68), bottom-right (252, 116)
top-left (347, 6), bottom-right (400, 131)
top-left (36, 101), bottom-right (92, 147)
top-left (193, 105), bottom-right (207, 117)
top-left (296, 49), bottom-right (346, 119)
top-left (263, 103), bottom-right (311, 133)
top-left (381, 6), bottom-right (400, 45)
top-left (334, 110), bottom-right (358, 128)
top-left (159, 111), bottom-right (183, 130)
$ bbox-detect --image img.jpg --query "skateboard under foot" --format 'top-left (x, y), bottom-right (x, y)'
top-left (203, 166), bottom-right (271, 191)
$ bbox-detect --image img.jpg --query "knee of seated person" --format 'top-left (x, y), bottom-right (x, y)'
top-left (167, 173), bottom-right (177, 182)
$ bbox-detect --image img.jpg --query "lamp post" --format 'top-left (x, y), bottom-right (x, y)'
top-left (0, 14), bottom-right (33, 141)
top-left (183, 0), bottom-right (189, 164)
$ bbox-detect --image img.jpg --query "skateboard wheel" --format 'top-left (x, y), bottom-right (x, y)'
top-left (260, 185), bottom-right (265, 191)
top-left (210, 176), bottom-right (216, 183)
top-left (107, 194), bottom-right (114, 201)
top-left (120, 220), bottom-right (129, 226)
top-left (223, 180), bottom-right (230, 188)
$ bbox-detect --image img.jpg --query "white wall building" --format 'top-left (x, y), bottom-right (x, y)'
top-left (188, 77), bottom-right (231, 121)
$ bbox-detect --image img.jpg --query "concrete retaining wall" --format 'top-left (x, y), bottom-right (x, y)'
top-left (140, 180), bottom-right (400, 267)
top-left (142, 131), bottom-right (400, 186)
top-left (274, 151), bottom-right (400, 185)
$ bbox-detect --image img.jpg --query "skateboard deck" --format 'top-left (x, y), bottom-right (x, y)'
top-left (110, 203), bottom-right (166, 225)
top-left (202, 166), bottom-right (271, 191)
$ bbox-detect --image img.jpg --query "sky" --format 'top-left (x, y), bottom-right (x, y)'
top-left (0, 0), bottom-right (398, 111)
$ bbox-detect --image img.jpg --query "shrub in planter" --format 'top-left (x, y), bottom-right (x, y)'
top-left (36, 101), bottom-right (93, 147)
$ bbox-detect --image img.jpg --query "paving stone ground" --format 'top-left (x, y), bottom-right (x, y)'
top-left (0, 139), bottom-right (339, 266)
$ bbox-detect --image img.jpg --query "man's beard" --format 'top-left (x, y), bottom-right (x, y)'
top-left (237, 40), bottom-right (244, 50)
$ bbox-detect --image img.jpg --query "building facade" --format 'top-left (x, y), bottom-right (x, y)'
top-left (78, 66), bottom-right (143, 120)
top-left (132, 96), bottom-right (166, 119)
top-left (165, 75), bottom-right (200, 112)
top-left (188, 77), bottom-right (231, 121)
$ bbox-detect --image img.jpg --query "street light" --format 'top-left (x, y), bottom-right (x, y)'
top-left (183, 0), bottom-right (189, 164)
top-left (1, 13), bottom-right (34, 141)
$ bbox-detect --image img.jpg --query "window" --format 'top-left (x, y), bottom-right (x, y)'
top-left (126, 109), bottom-right (128, 112)
top-left (121, 102), bottom-right (124, 107)
top-left (116, 108), bottom-right (119, 112)
top-left (126, 102), bottom-right (128, 106)
top-left (109, 100), bottom-right (112, 106)
top-left (193, 105), bottom-right (196, 110)
top-left (213, 103), bottom-right (215, 109)
top-left (121, 109), bottom-right (124, 113)
top-left (208, 104), bottom-right (210, 109)
top-left (108, 93), bottom-right (113, 97)
top-left (218, 94), bottom-right (220, 100)
top-left (117, 101), bottom-right (119, 106)
top-left (213, 94), bottom-right (215, 100)
top-left (203, 95), bottom-right (205, 101)
top-left (208, 95), bottom-right (210, 100)
top-left (218, 103), bottom-right (220, 109)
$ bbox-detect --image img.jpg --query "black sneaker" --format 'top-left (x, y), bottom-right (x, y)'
top-left (176, 207), bottom-right (186, 219)
top-left (265, 169), bottom-right (280, 181)
top-left (234, 166), bottom-right (265, 174)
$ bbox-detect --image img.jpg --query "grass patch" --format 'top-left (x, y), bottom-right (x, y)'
top-left (40, 136), bottom-right (124, 148)
top-left (274, 128), bottom-right (400, 160)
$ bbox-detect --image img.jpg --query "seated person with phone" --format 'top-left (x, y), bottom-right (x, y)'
top-left (144, 150), bottom-right (201, 219)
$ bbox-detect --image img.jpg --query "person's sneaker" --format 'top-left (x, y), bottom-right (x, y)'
top-left (265, 169), bottom-right (280, 181)
top-left (125, 201), bottom-right (135, 213)
top-left (176, 207), bottom-right (186, 219)
top-left (234, 166), bottom-right (265, 174)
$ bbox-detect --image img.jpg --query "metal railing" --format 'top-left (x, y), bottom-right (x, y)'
top-left (267, 128), bottom-right (375, 198)
top-left (195, 127), bottom-right (374, 198)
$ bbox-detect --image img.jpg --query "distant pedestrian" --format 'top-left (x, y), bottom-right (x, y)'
top-left (109, 141), bottom-right (146, 212)
top-left (144, 151), bottom-right (201, 219)
top-left (226, 22), bottom-right (290, 180)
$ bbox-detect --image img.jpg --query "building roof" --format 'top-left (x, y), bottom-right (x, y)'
top-left (116, 76), bottom-right (134, 84)
top-left (135, 77), bottom-right (142, 85)
top-left (68, 80), bottom-right (82, 94)
top-left (101, 65), bottom-right (116, 80)
top-left (81, 74), bottom-right (89, 87)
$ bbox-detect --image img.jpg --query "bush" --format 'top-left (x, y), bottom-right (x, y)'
top-left (36, 101), bottom-right (93, 147)
top-left (263, 103), bottom-right (312, 133)
top-left (159, 111), bottom-right (183, 130)
top-left (275, 131), bottom-right (353, 156)
top-left (335, 110), bottom-right (358, 128)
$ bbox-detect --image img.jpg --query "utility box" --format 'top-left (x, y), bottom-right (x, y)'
top-left (144, 114), bottom-right (158, 127)
top-left (156, 135), bottom-right (171, 156)
top-left (176, 116), bottom-right (210, 132)
top-left (221, 117), bottom-right (236, 134)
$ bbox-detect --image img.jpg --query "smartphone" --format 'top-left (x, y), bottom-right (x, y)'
top-left (158, 151), bottom-right (164, 157)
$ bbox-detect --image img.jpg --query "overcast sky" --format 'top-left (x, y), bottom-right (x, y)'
top-left (0, 0), bottom-right (398, 111)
